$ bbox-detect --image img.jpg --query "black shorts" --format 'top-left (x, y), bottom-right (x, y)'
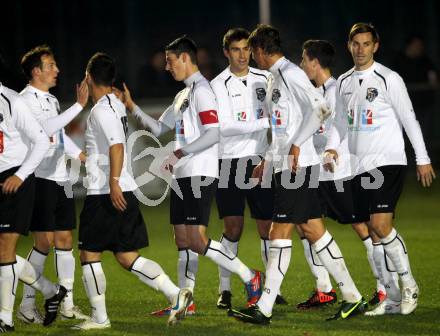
top-left (79, 192), bottom-right (149, 253)
top-left (216, 157), bottom-right (273, 220)
top-left (30, 178), bottom-right (76, 232)
top-left (272, 165), bottom-right (322, 224)
top-left (319, 179), bottom-right (362, 224)
top-left (170, 176), bottom-right (217, 226)
top-left (352, 165), bottom-right (406, 220)
top-left (0, 166), bottom-right (35, 236)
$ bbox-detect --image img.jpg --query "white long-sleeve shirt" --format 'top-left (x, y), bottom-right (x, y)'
top-left (266, 57), bottom-right (329, 172)
top-left (326, 61), bottom-right (430, 174)
top-left (20, 85), bottom-right (83, 182)
top-left (211, 66), bottom-right (270, 159)
top-left (0, 84), bottom-right (49, 180)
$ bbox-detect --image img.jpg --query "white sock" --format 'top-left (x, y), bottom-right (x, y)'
top-left (381, 228), bottom-right (416, 288)
top-left (204, 239), bottom-right (253, 283)
top-left (218, 235), bottom-right (238, 292)
top-left (372, 242), bottom-right (401, 302)
top-left (257, 239), bottom-right (291, 316)
top-left (0, 262), bottom-right (17, 326)
top-left (362, 237), bottom-right (385, 293)
top-left (55, 248), bottom-right (75, 310)
top-left (21, 248), bottom-right (47, 309)
top-left (301, 238), bottom-right (332, 292)
top-left (82, 262), bottom-right (107, 323)
top-left (130, 256), bottom-right (179, 303)
top-left (177, 248), bottom-right (198, 292)
top-left (313, 231), bottom-right (362, 303)
top-left (260, 238), bottom-right (269, 269)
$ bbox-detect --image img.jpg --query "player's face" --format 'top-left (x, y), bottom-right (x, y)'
top-left (348, 32), bottom-right (379, 70)
top-left (165, 51), bottom-right (186, 81)
top-left (37, 54), bottom-right (59, 89)
top-left (251, 47), bottom-right (268, 70)
top-left (224, 39), bottom-right (250, 74)
top-left (300, 50), bottom-right (317, 81)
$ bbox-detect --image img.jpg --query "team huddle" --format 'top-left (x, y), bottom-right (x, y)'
top-left (0, 22), bottom-right (436, 332)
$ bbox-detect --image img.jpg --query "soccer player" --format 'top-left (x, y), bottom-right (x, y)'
top-left (211, 28), bottom-right (287, 309)
top-left (120, 36), bottom-right (263, 316)
top-left (17, 45), bottom-right (89, 323)
top-left (325, 22), bottom-right (435, 316)
top-left (230, 25), bottom-right (367, 325)
top-left (0, 82), bottom-right (68, 332)
top-left (296, 39), bottom-right (398, 308)
top-left (73, 52), bottom-right (192, 330)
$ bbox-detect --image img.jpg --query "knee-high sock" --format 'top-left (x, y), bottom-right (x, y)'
top-left (15, 255), bottom-right (57, 301)
top-left (372, 242), bottom-right (401, 301)
top-left (130, 256), bottom-right (180, 303)
top-left (362, 236), bottom-right (385, 293)
top-left (260, 238), bottom-right (269, 269)
top-left (204, 239), bottom-right (253, 283)
top-left (21, 247), bottom-right (47, 308)
top-left (0, 262), bottom-right (18, 326)
top-left (177, 248), bottom-right (198, 293)
top-left (301, 238), bottom-right (332, 292)
top-left (257, 239), bottom-right (291, 316)
top-left (313, 231), bottom-right (362, 303)
top-left (218, 235), bottom-right (238, 292)
top-left (381, 228), bottom-right (416, 288)
top-left (55, 248), bottom-right (75, 310)
top-left (82, 262), bottom-right (107, 323)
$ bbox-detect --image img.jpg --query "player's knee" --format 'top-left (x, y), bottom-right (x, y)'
top-left (188, 241), bottom-right (204, 255)
top-left (54, 231), bottom-right (73, 249)
top-left (34, 235), bottom-right (53, 253)
top-left (224, 227), bottom-right (242, 241)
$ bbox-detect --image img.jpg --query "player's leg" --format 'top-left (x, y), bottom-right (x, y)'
top-left (174, 225), bottom-right (198, 295)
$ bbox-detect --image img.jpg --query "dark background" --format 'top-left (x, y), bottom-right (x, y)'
top-left (1, 0), bottom-right (439, 164)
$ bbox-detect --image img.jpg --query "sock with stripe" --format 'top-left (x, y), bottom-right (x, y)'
top-left (218, 234), bottom-right (238, 293)
top-left (21, 247), bottom-right (47, 309)
top-left (130, 256), bottom-right (179, 303)
top-left (204, 239), bottom-right (253, 283)
top-left (363, 236), bottom-right (386, 293)
top-left (372, 242), bottom-right (401, 301)
top-left (313, 231), bottom-right (362, 303)
top-left (0, 262), bottom-right (17, 326)
top-left (55, 248), bottom-right (75, 310)
top-left (257, 239), bottom-right (291, 316)
top-left (178, 248), bottom-right (198, 292)
top-left (381, 228), bottom-right (416, 288)
top-left (301, 237), bottom-right (332, 292)
top-left (82, 262), bottom-right (107, 323)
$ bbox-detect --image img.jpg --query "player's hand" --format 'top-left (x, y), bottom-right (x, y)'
top-left (122, 83), bottom-right (135, 112)
top-left (1, 175), bottom-right (23, 194)
top-left (251, 159), bottom-right (265, 184)
top-left (76, 78), bottom-right (89, 108)
top-left (288, 144), bottom-right (300, 173)
top-left (110, 179), bottom-right (127, 211)
top-left (160, 150), bottom-right (183, 174)
top-left (416, 164), bottom-right (436, 187)
top-left (323, 149), bottom-right (339, 173)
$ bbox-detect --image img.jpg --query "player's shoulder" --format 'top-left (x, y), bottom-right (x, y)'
top-left (211, 67), bottom-right (231, 86)
top-left (248, 67), bottom-right (270, 81)
top-left (372, 62), bottom-right (402, 88)
top-left (193, 75), bottom-right (214, 96)
top-left (336, 67), bottom-right (356, 92)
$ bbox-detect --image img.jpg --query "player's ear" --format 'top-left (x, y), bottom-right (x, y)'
top-left (223, 48), bottom-right (229, 59)
top-left (373, 41), bottom-right (379, 53)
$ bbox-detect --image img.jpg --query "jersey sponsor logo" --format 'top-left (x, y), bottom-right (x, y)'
top-left (199, 110), bottom-right (219, 125)
top-left (361, 109), bottom-right (373, 125)
top-left (232, 93), bottom-right (242, 98)
top-left (236, 111), bottom-right (247, 121)
top-left (272, 89), bottom-right (281, 103)
top-left (256, 88), bottom-right (266, 102)
top-left (272, 110), bottom-right (282, 126)
top-left (180, 99), bottom-right (189, 112)
top-left (256, 108), bottom-right (264, 119)
top-left (366, 87), bottom-right (378, 102)
top-left (176, 120), bottom-right (185, 135)
top-left (0, 131), bottom-right (3, 153)
top-left (0, 223), bottom-right (11, 228)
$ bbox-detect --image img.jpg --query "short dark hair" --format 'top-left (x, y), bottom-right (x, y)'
top-left (21, 45), bottom-right (54, 80)
top-left (349, 22), bottom-right (380, 43)
top-left (302, 40), bottom-right (335, 69)
top-left (86, 52), bottom-right (115, 87)
top-left (223, 28), bottom-right (250, 50)
top-left (248, 24), bottom-right (282, 55)
top-left (165, 35), bottom-right (198, 64)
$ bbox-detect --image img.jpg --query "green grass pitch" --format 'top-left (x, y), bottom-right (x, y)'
top-left (13, 175), bottom-right (440, 335)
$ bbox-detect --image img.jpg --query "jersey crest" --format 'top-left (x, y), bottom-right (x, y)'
top-left (366, 88), bottom-right (378, 102)
top-left (180, 98), bottom-right (189, 112)
top-left (272, 89), bottom-right (281, 104)
top-left (256, 88), bottom-right (266, 102)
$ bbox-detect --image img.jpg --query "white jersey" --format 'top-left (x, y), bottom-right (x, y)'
top-left (0, 84), bottom-right (49, 180)
top-left (84, 93), bottom-right (137, 195)
top-left (211, 66), bottom-right (270, 159)
top-left (20, 85), bottom-right (82, 182)
top-left (159, 71), bottom-right (219, 178)
top-left (267, 57), bottom-right (327, 172)
top-left (314, 77), bottom-right (352, 181)
top-left (327, 61), bottom-right (430, 174)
